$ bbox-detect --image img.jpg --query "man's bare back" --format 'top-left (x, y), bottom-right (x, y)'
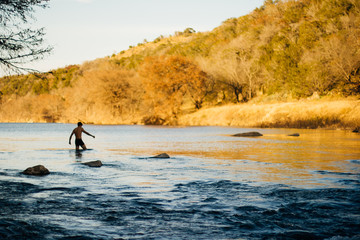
top-left (73, 126), bottom-right (85, 139)
top-left (69, 122), bottom-right (95, 150)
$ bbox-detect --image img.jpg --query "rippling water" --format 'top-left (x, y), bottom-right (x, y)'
top-left (0, 123), bottom-right (359, 239)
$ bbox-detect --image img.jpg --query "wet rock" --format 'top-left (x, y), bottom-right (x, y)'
top-left (232, 132), bottom-right (263, 137)
top-left (82, 160), bottom-right (102, 167)
top-left (23, 165), bottom-right (50, 176)
top-left (151, 153), bottom-right (170, 158)
top-left (288, 133), bottom-right (300, 137)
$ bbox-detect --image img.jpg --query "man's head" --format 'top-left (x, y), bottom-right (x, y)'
top-left (77, 122), bottom-right (83, 127)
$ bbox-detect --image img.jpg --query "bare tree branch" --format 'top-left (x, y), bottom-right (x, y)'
top-left (0, 0), bottom-right (52, 75)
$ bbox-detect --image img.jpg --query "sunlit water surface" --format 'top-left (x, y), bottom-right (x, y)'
top-left (0, 123), bottom-right (359, 239)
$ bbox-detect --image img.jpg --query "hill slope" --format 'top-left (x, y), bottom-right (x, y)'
top-left (0, 0), bottom-right (359, 129)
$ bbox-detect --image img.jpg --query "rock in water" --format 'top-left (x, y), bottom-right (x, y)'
top-left (232, 132), bottom-right (263, 137)
top-left (23, 165), bottom-right (50, 176)
top-left (82, 160), bottom-right (103, 167)
top-left (288, 133), bottom-right (300, 137)
top-left (151, 153), bottom-right (170, 158)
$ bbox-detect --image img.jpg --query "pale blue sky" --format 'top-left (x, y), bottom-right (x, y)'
top-left (26, 0), bottom-right (265, 72)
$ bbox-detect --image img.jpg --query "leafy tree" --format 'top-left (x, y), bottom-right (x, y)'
top-left (140, 56), bottom-right (188, 123)
top-left (0, 0), bottom-right (52, 74)
top-left (140, 55), bottom-right (211, 123)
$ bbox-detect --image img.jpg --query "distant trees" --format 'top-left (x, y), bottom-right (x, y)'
top-left (0, 0), bottom-right (52, 74)
top-left (253, 0), bottom-right (360, 97)
top-left (0, 65), bottom-right (79, 96)
top-left (175, 28), bottom-right (196, 37)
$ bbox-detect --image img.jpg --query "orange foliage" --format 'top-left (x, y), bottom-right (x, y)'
top-left (139, 55), bottom-right (210, 123)
top-left (63, 63), bottom-right (142, 124)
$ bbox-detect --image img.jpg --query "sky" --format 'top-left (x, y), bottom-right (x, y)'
top-left (22, 0), bottom-right (265, 73)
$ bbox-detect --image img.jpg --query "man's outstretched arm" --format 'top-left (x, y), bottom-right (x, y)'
top-left (83, 129), bottom-right (95, 138)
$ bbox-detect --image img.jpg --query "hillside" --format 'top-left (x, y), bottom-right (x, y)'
top-left (0, 0), bottom-right (359, 129)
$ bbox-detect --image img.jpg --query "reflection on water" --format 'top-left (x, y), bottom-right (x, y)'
top-left (101, 126), bottom-right (359, 187)
top-left (0, 123), bottom-right (359, 239)
top-left (0, 124), bottom-right (359, 187)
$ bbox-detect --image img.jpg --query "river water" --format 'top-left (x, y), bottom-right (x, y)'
top-left (0, 123), bottom-right (359, 239)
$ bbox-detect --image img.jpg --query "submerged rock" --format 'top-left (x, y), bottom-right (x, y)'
top-left (288, 133), bottom-right (300, 137)
top-left (232, 132), bottom-right (263, 137)
top-left (23, 165), bottom-right (50, 176)
top-left (82, 160), bottom-right (103, 167)
top-left (151, 153), bottom-right (170, 158)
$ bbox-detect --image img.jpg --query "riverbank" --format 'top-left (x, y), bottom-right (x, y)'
top-left (179, 99), bottom-right (360, 130)
top-left (0, 98), bottom-right (359, 130)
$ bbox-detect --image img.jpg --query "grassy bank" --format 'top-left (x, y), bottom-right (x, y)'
top-left (1, 97), bottom-right (359, 130)
top-left (179, 99), bottom-right (360, 130)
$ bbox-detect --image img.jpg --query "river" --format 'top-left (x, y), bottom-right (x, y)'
top-left (0, 123), bottom-right (359, 239)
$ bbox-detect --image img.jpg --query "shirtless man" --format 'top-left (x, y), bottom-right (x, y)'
top-left (69, 122), bottom-right (95, 150)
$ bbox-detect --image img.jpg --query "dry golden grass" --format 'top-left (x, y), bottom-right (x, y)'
top-left (178, 99), bottom-right (360, 129)
top-left (1, 94), bottom-right (358, 130)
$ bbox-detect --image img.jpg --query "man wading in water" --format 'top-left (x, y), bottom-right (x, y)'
top-left (69, 122), bottom-right (95, 150)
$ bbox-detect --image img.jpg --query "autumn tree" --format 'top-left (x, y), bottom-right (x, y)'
top-left (66, 62), bottom-right (141, 123)
top-left (0, 0), bottom-right (52, 74)
top-left (186, 69), bottom-right (212, 109)
top-left (140, 55), bottom-right (211, 124)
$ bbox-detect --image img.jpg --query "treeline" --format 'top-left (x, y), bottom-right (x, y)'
top-left (0, 0), bottom-right (359, 124)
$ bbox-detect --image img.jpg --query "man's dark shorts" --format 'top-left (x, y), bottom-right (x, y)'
top-left (75, 139), bottom-right (85, 147)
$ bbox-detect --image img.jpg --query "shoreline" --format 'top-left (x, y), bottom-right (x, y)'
top-left (0, 99), bottom-right (359, 130)
top-left (178, 99), bottom-right (360, 130)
